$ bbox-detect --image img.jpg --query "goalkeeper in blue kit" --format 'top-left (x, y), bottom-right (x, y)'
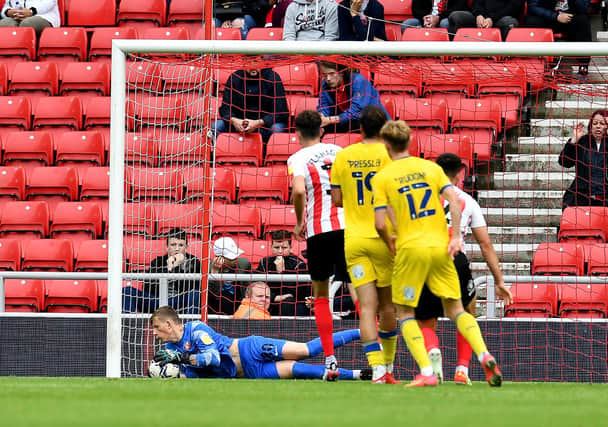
top-left (150, 306), bottom-right (368, 380)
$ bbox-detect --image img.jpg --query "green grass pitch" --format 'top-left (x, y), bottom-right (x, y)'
top-left (1, 378), bottom-right (606, 427)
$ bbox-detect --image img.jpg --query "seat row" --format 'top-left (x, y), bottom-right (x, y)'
top-left (532, 243), bottom-right (608, 277)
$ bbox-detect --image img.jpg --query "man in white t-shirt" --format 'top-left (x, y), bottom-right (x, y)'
top-left (415, 153), bottom-right (513, 386)
top-left (287, 110), bottom-right (349, 381)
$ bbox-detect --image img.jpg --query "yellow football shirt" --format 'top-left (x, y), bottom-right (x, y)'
top-left (372, 156), bottom-right (452, 249)
top-left (330, 142), bottom-right (391, 239)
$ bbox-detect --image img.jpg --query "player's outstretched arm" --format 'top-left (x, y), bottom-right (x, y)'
top-left (472, 227), bottom-right (513, 305)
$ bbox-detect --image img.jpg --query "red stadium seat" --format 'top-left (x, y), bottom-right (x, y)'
top-left (383, 0), bottom-right (412, 21)
top-left (125, 131), bottom-right (158, 167)
top-left (322, 133), bottom-right (362, 148)
top-left (287, 95), bottom-right (319, 125)
top-left (401, 27), bottom-right (449, 42)
top-left (0, 96), bottom-right (31, 130)
top-left (0, 63), bottom-right (6, 96)
top-left (0, 201), bottom-right (49, 239)
top-left (157, 131), bottom-right (208, 167)
top-left (0, 166), bottom-right (26, 206)
top-left (125, 60), bottom-right (163, 92)
top-left (558, 283), bottom-right (608, 319)
top-left (75, 239), bottom-right (108, 272)
top-left (558, 207), bottom-right (608, 243)
top-left (38, 27), bottom-right (88, 65)
top-left (587, 244), bottom-right (608, 276)
top-left (247, 27), bottom-right (283, 40)
top-left (125, 238), bottom-right (166, 272)
top-left (0, 239), bottom-right (21, 270)
top-left (124, 202), bottom-right (155, 237)
top-left (373, 64), bottom-right (422, 98)
top-left (60, 62), bottom-right (110, 99)
top-left (67, 0), bottom-right (116, 26)
top-left (398, 98), bottom-right (448, 136)
top-left (504, 282), bottom-right (558, 318)
top-left (153, 203), bottom-right (205, 239)
top-left (209, 167), bottom-right (237, 203)
top-left (532, 242), bottom-right (585, 276)
top-left (126, 95), bottom-right (186, 131)
top-left (89, 27), bottom-right (138, 63)
top-left (213, 27), bottom-right (242, 40)
top-left (8, 62), bottom-right (59, 97)
top-left (117, 0), bottom-right (166, 29)
top-left (22, 239), bottom-right (73, 271)
top-left (50, 201), bottom-right (103, 241)
top-left (184, 95), bottom-right (219, 129)
top-left (3, 131), bottom-right (54, 168)
top-left (212, 204), bottom-right (262, 239)
top-left (80, 167), bottom-right (109, 200)
top-left (505, 28), bottom-right (554, 91)
top-left (265, 133), bottom-right (300, 164)
top-left (126, 167), bottom-right (184, 202)
top-left (449, 98), bottom-right (501, 162)
top-left (140, 26), bottom-right (189, 42)
top-left (417, 133), bottom-right (474, 169)
top-left (0, 28), bottom-right (36, 74)
top-left (45, 279), bottom-right (98, 312)
top-left (55, 131), bottom-right (105, 170)
top-left (242, 239), bottom-right (273, 266)
top-left (263, 205), bottom-right (297, 237)
top-left (25, 167), bottom-right (79, 212)
top-left (33, 96), bottom-right (82, 132)
top-left (274, 63), bottom-right (319, 96)
top-left (168, 0), bottom-right (204, 36)
top-left (4, 279), bottom-right (45, 312)
top-left (215, 133), bottom-right (263, 166)
top-left (237, 165), bottom-right (290, 206)
top-left (159, 63), bottom-right (206, 92)
top-left (422, 63), bottom-right (476, 100)
top-left (182, 167), bottom-right (214, 203)
top-left (454, 27), bottom-right (502, 42)
top-left (474, 64), bottom-right (527, 128)
top-left (83, 96), bottom-right (111, 130)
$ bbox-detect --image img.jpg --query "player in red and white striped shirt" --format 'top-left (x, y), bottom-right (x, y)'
top-left (287, 110), bottom-right (350, 381)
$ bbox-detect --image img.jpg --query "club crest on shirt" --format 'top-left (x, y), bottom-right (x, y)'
top-left (184, 342), bottom-right (191, 351)
top-left (403, 287), bottom-right (415, 301)
top-left (351, 264), bottom-right (364, 280)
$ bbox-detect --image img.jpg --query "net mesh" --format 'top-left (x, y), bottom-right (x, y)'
top-left (118, 48), bottom-right (608, 381)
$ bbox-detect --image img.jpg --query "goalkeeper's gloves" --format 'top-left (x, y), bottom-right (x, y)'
top-left (153, 349), bottom-right (190, 366)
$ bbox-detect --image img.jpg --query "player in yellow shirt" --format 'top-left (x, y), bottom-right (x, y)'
top-left (373, 120), bottom-right (502, 388)
top-left (330, 105), bottom-right (399, 384)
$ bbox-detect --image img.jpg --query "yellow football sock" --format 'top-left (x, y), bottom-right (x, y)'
top-left (400, 318), bottom-right (431, 369)
top-left (363, 340), bottom-right (385, 367)
top-left (455, 311), bottom-right (488, 357)
top-left (378, 329), bottom-right (398, 366)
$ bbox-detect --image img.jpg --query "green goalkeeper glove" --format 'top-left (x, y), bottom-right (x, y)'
top-left (153, 349), bottom-right (190, 366)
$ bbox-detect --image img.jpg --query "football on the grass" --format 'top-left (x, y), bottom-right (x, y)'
top-left (148, 361), bottom-right (180, 378)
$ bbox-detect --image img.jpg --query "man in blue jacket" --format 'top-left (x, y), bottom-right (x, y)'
top-left (317, 60), bottom-right (389, 134)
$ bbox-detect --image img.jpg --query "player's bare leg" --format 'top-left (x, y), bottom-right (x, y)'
top-left (442, 298), bottom-right (502, 387)
top-left (347, 281), bottom-right (360, 315)
top-left (312, 279), bottom-right (338, 380)
top-left (356, 283), bottom-right (386, 382)
top-left (377, 286), bottom-right (400, 384)
top-left (396, 304), bottom-right (437, 387)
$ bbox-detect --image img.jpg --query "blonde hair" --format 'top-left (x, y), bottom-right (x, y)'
top-left (150, 305), bottom-right (181, 324)
top-left (379, 120), bottom-right (411, 152)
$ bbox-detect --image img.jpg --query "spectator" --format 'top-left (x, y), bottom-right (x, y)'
top-left (266, 0), bottom-right (293, 27)
top-left (448, 0), bottom-right (524, 41)
top-left (283, 0), bottom-right (339, 41)
top-left (338, 0), bottom-right (387, 41)
top-left (208, 236), bottom-right (252, 315)
top-left (257, 230), bottom-right (310, 316)
top-left (123, 228), bottom-right (202, 315)
top-left (214, 66), bottom-right (289, 143)
top-left (318, 60), bottom-right (389, 133)
top-left (0, 0), bottom-right (60, 36)
top-left (524, 0), bottom-right (591, 79)
top-left (402, 0), bottom-right (450, 31)
top-left (558, 109), bottom-right (608, 208)
top-left (214, 0), bottom-right (271, 39)
top-left (233, 282), bottom-right (272, 319)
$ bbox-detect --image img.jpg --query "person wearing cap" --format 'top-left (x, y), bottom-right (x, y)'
top-left (208, 236), bottom-right (252, 315)
top-left (123, 228), bottom-right (202, 315)
top-left (233, 282), bottom-right (272, 320)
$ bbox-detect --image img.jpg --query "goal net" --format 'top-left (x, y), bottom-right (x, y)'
top-left (109, 38), bottom-right (608, 382)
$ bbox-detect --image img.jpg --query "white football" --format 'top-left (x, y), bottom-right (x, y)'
top-left (148, 361), bottom-right (180, 378)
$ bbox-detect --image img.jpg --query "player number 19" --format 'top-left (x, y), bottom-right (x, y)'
top-left (352, 171), bottom-right (376, 205)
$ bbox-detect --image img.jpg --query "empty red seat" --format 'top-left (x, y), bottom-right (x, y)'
top-left (22, 239), bottom-right (73, 271)
top-left (125, 131), bottom-right (158, 167)
top-left (505, 28), bottom-right (554, 91)
top-left (126, 167), bottom-right (184, 202)
top-left (83, 96), bottom-right (111, 129)
top-left (140, 26), bottom-right (189, 42)
top-left (39, 27), bottom-right (88, 64)
top-left (117, 0), bottom-right (166, 29)
top-left (322, 133), bottom-right (361, 148)
top-left (0, 201), bottom-right (49, 239)
top-left (55, 131), bottom-right (105, 169)
top-left (89, 27), bottom-right (138, 63)
top-left (67, 0), bottom-right (116, 26)
top-left (558, 207), bottom-right (608, 242)
top-left (398, 98), bottom-right (448, 135)
top-left (215, 133), bottom-right (263, 166)
top-left (401, 27), bottom-right (449, 42)
top-left (449, 98), bottom-right (501, 162)
top-left (0, 28), bottom-right (36, 74)
top-left (505, 282), bottom-right (558, 318)
top-left (0, 166), bottom-right (26, 206)
top-left (454, 27), bottom-right (502, 42)
top-left (124, 202), bottom-right (155, 237)
top-left (587, 244), bottom-right (608, 276)
top-left (213, 27), bottom-right (242, 40)
top-left (126, 60), bottom-right (163, 90)
top-left (4, 279), bottom-right (45, 312)
top-left (168, 0), bottom-right (204, 35)
top-left (60, 62), bottom-right (110, 98)
top-left (383, 0), bottom-right (413, 21)
top-left (274, 63), bottom-right (319, 96)
top-left (125, 238), bottom-right (166, 272)
top-left (45, 279), bottom-right (98, 312)
top-left (8, 62), bottom-right (59, 97)
top-left (157, 131), bottom-right (208, 167)
top-left (80, 167), bottom-right (109, 200)
top-left (237, 165), bottom-right (290, 206)
top-left (160, 64), bottom-right (206, 92)
top-left (474, 64), bottom-right (527, 128)
top-left (417, 133), bottom-right (474, 170)
top-left (0, 63), bottom-right (6, 96)
top-left (265, 133), bottom-right (300, 164)
top-left (212, 204), bottom-right (262, 239)
top-left (373, 64), bottom-right (422, 98)
top-left (559, 283), bottom-right (608, 319)
top-left (33, 96), bottom-right (82, 131)
top-left (247, 27), bottom-right (283, 40)
top-left (25, 167), bottom-right (79, 211)
top-left (3, 131), bottom-right (53, 167)
top-left (126, 95), bottom-right (185, 131)
top-left (209, 167), bottom-right (236, 203)
top-left (0, 239), bottom-right (21, 270)
top-left (75, 239), bottom-right (108, 272)
top-left (0, 96), bottom-right (31, 130)
top-left (153, 203), bottom-right (204, 239)
top-left (184, 95), bottom-right (219, 129)
top-left (422, 63), bottom-right (476, 99)
top-left (263, 205), bottom-right (297, 237)
top-left (287, 95), bottom-right (319, 123)
top-left (532, 242), bottom-right (585, 276)
top-left (50, 201), bottom-right (103, 241)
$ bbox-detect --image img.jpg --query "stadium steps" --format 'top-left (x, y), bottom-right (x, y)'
top-left (530, 118), bottom-right (583, 137)
top-left (504, 154), bottom-right (562, 172)
top-left (492, 171), bottom-right (574, 190)
top-left (486, 226), bottom-right (557, 244)
top-left (554, 84), bottom-right (608, 101)
top-left (466, 242), bottom-right (538, 263)
top-left (470, 262), bottom-right (531, 280)
top-left (478, 190), bottom-right (563, 209)
top-left (481, 207), bottom-right (562, 227)
top-left (514, 136), bottom-right (568, 155)
top-left (545, 100), bottom-right (608, 118)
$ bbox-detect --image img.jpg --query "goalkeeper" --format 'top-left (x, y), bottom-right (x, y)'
top-left (150, 306), bottom-right (367, 380)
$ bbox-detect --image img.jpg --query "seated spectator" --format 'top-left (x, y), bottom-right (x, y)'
top-left (0, 0), bottom-right (60, 36)
top-left (265, 0), bottom-right (293, 27)
top-left (402, 0), bottom-right (450, 31)
top-left (214, 0), bottom-right (271, 39)
top-left (318, 60), bottom-right (389, 133)
top-left (524, 0), bottom-right (591, 79)
top-left (214, 66), bottom-right (289, 144)
top-left (558, 109), bottom-right (608, 208)
top-left (234, 281), bottom-right (272, 319)
top-left (123, 228), bottom-right (202, 314)
top-left (282, 0), bottom-right (339, 41)
top-left (257, 230), bottom-right (310, 316)
top-left (338, 0), bottom-right (387, 41)
top-left (448, 0), bottom-right (524, 41)
top-left (208, 236), bottom-right (252, 315)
